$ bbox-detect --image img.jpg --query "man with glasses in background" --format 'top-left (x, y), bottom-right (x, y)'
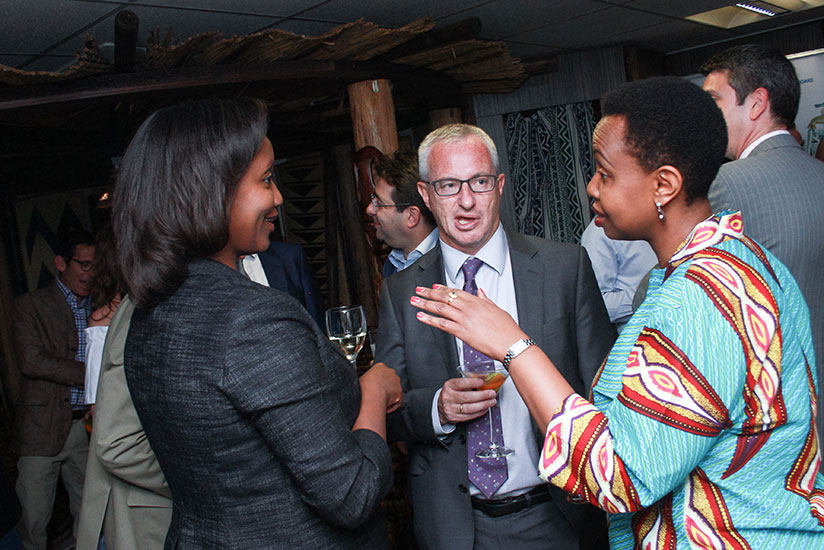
top-left (365, 149), bottom-right (438, 278)
top-left (375, 124), bottom-right (613, 550)
top-left (13, 229), bottom-right (95, 550)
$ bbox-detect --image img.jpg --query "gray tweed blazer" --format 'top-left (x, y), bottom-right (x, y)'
top-left (125, 259), bottom-right (392, 549)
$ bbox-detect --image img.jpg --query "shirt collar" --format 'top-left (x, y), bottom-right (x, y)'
top-left (739, 129), bottom-right (790, 159)
top-left (388, 228), bottom-right (439, 272)
top-left (441, 223), bottom-right (507, 285)
top-left (55, 277), bottom-right (90, 310)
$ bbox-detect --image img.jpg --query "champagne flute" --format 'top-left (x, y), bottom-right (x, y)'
top-left (457, 359), bottom-right (514, 458)
top-left (325, 305), bottom-right (367, 367)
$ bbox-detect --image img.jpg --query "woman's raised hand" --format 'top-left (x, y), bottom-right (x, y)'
top-left (410, 285), bottom-right (527, 362)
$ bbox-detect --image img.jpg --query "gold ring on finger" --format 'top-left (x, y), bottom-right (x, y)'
top-left (448, 290), bottom-right (458, 305)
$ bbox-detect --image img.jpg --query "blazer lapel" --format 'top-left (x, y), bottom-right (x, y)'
top-left (413, 247), bottom-right (460, 377)
top-left (507, 232), bottom-right (551, 442)
top-left (508, 231), bottom-right (543, 340)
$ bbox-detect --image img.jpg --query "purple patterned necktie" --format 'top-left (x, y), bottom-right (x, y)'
top-left (462, 257), bottom-right (508, 499)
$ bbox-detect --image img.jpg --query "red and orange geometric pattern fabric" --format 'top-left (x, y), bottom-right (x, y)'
top-left (539, 211), bottom-right (824, 548)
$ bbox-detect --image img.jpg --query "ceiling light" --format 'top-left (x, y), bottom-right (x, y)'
top-left (736, 3), bottom-right (777, 16)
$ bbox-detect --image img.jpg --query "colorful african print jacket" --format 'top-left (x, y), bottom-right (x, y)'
top-left (539, 211), bottom-right (824, 549)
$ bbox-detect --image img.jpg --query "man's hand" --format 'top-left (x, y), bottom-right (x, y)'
top-left (438, 377), bottom-right (496, 425)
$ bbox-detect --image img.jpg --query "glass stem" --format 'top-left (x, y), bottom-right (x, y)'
top-left (488, 407), bottom-right (495, 448)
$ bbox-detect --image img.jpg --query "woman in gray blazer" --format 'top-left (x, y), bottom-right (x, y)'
top-left (110, 98), bottom-right (401, 549)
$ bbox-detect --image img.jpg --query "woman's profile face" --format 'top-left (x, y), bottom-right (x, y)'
top-left (214, 137), bottom-right (282, 268)
top-left (586, 115), bottom-right (657, 241)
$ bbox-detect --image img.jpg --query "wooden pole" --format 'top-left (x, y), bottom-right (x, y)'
top-left (328, 143), bottom-right (379, 329)
top-left (347, 79), bottom-right (399, 155)
top-left (429, 107), bottom-right (462, 130)
top-left (114, 10), bottom-right (139, 73)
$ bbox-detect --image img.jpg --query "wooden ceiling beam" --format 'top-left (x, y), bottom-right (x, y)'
top-left (0, 60), bottom-right (463, 112)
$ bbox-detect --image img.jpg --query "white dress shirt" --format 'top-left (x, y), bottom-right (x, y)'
top-left (239, 254), bottom-right (270, 286)
top-left (83, 325), bottom-right (109, 404)
top-left (740, 129), bottom-right (790, 159)
top-left (430, 224), bottom-right (542, 498)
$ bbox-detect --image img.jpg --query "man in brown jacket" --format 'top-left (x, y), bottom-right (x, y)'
top-left (14, 230), bottom-right (95, 550)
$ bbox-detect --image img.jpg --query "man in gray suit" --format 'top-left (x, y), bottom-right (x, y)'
top-left (701, 44), bottom-right (824, 445)
top-left (376, 124), bottom-right (613, 550)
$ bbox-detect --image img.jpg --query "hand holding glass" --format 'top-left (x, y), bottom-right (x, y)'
top-left (457, 360), bottom-right (514, 459)
top-left (326, 305), bottom-right (367, 367)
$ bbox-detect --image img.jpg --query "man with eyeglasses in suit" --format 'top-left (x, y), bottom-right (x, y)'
top-left (365, 149), bottom-right (438, 278)
top-left (375, 124), bottom-right (613, 549)
top-left (13, 229), bottom-right (96, 550)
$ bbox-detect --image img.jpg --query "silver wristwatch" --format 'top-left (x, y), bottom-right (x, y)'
top-left (503, 338), bottom-right (536, 369)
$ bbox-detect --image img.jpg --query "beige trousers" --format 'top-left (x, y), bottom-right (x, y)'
top-left (16, 419), bottom-right (88, 550)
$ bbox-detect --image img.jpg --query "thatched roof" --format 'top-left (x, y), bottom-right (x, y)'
top-left (0, 18), bottom-right (528, 194)
top-left (0, 18), bottom-right (527, 95)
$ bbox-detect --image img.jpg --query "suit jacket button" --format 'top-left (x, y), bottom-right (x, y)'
top-left (458, 484), bottom-right (468, 493)
top-left (459, 434), bottom-right (466, 445)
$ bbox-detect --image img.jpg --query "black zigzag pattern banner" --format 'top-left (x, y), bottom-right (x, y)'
top-left (276, 154), bottom-right (327, 292)
top-left (13, 190), bottom-right (101, 292)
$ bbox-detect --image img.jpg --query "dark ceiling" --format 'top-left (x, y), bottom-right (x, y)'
top-left (1, 0), bottom-right (824, 195)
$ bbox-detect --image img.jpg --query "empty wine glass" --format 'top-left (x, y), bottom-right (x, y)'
top-left (457, 359), bottom-right (514, 458)
top-left (325, 305), bottom-right (367, 367)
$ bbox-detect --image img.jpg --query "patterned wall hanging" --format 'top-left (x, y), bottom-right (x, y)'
top-left (505, 101), bottom-right (597, 243)
top-left (276, 154), bottom-right (327, 294)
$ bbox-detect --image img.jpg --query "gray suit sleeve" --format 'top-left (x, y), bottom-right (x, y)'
top-left (377, 282), bottom-right (442, 445)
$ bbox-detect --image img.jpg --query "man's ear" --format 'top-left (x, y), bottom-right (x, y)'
top-left (748, 87), bottom-right (770, 121)
top-left (55, 255), bottom-right (67, 274)
top-left (417, 181), bottom-right (431, 210)
top-left (405, 206), bottom-right (421, 229)
top-left (653, 165), bottom-right (684, 208)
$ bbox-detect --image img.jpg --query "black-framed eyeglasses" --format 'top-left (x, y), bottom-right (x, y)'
top-left (69, 258), bottom-right (95, 272)
top-left (422, 174), bottom-right (499, 197)
top-left (370, 193), bottom-right (411, 209)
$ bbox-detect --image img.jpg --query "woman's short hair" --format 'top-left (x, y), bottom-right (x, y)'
top-left (601, 76), bottom-right (727, 204)
top-left (113, 97), bottom-right (269, 307)
top-left (418, 123), bottom-right (499, 181)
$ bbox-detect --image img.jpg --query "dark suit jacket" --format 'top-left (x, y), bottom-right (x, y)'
top-left (376, 230), bottom-right (614, 550)
top-left (258, 241), bottom-right (324, 327)
top-left (125, 259), bottom-right (392, 549)
top-left (709, 133), bottom-right (824, 445)
top-left (13, 279), bottom-right (86, 456)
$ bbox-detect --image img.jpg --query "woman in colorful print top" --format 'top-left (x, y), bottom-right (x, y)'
top-left (410, 76), bottom-right (824, 548)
